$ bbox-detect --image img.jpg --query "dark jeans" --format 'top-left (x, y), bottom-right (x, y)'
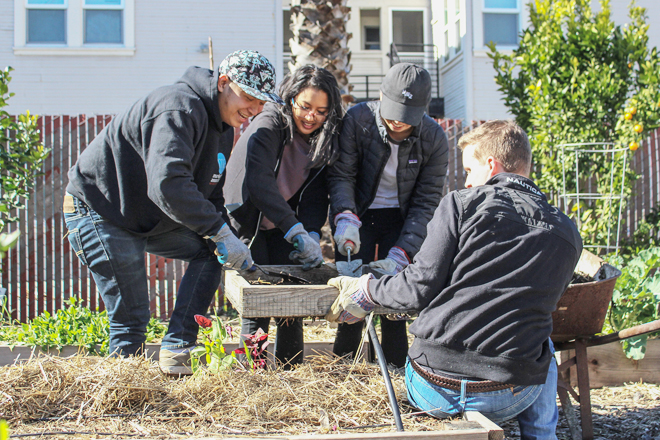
top-left (63, 195), bottom-right (223, 356)
top-left (240, 228), bottom-right (304, 368)
top-left (333, 208), bottom-right (409, 368)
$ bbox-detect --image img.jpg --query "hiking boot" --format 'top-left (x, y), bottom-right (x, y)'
top-left (159, 347), bottom-right (194, 375)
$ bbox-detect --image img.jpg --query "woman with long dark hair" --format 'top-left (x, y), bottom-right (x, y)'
top-left (224, 64), bottom-right (343, 368)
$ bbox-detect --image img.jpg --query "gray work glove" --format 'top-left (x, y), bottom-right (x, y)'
top-left (285, 223), bottom-right (324, 270)
top-left (333, 212), bottom-right (362, 256)
top-left (207, 224), bottom-right (253, 270)
top-left (326, 274), bottom-right (375, 324)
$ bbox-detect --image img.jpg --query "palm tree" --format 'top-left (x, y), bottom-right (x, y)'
top-left (288, 0), bottom-right (353, 99)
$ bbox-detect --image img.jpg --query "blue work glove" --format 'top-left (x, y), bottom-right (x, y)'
top-left (284, 223), bottom-right (324, 270)
top-left (368, 246), bottom-right (410, 276)
top-left (207, 224), bottom-right (253, 270)
top-left (333, 212), bottom-right (361, 256)
top-left (326, 274), bottom-right (376, 324)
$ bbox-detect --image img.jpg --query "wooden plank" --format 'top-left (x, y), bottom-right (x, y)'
top-left (463, 412), bottom-right (503, 440)
top-left (224, 265), bottom-right (414, 318)
top-left (287, 432), bottom-right (487, 440)
top-left (565, 339), bottom-right (660, 388)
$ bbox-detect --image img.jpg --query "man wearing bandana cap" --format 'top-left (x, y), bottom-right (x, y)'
top-left (64, 50), bottom-right (282, 374)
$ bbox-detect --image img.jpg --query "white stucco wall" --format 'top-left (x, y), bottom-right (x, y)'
top-left (440, 55), bottom-right (466, 120)
top-left (2, 0), bottom-right (281, 115)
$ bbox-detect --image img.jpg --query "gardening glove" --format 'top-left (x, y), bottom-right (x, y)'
top-left (285, 223), bottom-right (324, 270)
top-left (369, 246), bottom-right (410, 276)
top-left (326, 274), bottom-right (376, 324)
top-left (207, 224), bottom-right (253, 270)
top-left (334, 212), bottom-right (362, 256)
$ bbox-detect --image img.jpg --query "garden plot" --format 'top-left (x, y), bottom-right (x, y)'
top-left (1, 354), bottom-right (501, 439)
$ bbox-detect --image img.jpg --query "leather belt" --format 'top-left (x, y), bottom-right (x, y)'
top-left (410, 359), bottom-right (514, 393)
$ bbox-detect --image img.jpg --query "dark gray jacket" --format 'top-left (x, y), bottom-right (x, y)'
top-left (224, 103), bottom-right (330, 241)
top-left (327, 100), bottom-right (449, 257)
top-left (67, 66), bottom-right (234, 237)
top-left (369, 174), bottom-right (583, 385)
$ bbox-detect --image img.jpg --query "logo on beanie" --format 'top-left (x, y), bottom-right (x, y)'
top-left (402, 89), bottom-right (413, 100)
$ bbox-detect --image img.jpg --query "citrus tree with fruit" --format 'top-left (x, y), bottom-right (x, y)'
top-left (488, 0), bottom-right (660, 251)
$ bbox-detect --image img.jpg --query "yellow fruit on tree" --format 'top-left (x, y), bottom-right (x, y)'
top-left (630, 107), bottom-right (637, 115)
top-left (625, 113), bottom-right (633, 120)
top-left (629, 141), bottom-right (639, 151)
top-left (634, 124), bottom-right (643, 133)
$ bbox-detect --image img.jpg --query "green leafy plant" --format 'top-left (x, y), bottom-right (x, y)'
top-left (1, 66), bottom-right (50, 258)
top-left (0, 296), bottom-right (110, 354)
top-left (0, 297), bottom-right (167, 354)
top-left (190, 314), bottom-right (236, 373)
top-left (605, 247), bottom-right (660, 359)
top-left (488, 0), bottom-right (660, 250)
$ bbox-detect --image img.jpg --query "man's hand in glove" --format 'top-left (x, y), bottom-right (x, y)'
top-left (326, 274), bottom-right (376, 324)
top-left (207, 224), bottom-right (253, 269)
top-left (333, 212), bottom-right (361, 256)
top-left (285, 223), bottom-right (324, 270)
top-left (368, 246), bottom-right (409, 276)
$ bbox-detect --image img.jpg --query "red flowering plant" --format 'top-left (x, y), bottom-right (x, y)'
top-left (233, 328), bottom-right (269, 370)
top-left (190, 314), bottom-right (235, 373)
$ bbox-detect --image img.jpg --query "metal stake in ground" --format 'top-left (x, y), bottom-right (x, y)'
top-left (365, 313), bottom-right (405, 432)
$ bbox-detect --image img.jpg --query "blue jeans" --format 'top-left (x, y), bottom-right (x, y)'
top-left (405, 346), bottom-right (558, 440)
top-left (64, 195), bottom-right (223, 356)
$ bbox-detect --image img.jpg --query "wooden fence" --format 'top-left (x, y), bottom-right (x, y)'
top-left (1, 115), bottom-right (658, 322)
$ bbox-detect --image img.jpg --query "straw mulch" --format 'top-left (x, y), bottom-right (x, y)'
top-left (0, 354), bottom-right (456, 439)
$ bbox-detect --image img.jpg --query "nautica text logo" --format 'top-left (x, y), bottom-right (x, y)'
top-left (402, 89), bottom-right (413, 100)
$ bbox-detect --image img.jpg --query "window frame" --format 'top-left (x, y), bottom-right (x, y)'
top-left (388, 7), bottom-right (429, 54)
top-left (14, 0), bottom-right (135, 56)
top-left (360, 8), bottom-right (381, 51)
top-left (440, 0), bottom-right (462, 62)
top-left (479, 0), bottom-right (521, 50)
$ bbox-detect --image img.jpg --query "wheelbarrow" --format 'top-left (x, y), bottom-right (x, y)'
top-left (550, 250), bottom-right (660, 440)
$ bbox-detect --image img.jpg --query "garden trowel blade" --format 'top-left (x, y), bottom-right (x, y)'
top-left (336, 259), bottom-right (363, 277)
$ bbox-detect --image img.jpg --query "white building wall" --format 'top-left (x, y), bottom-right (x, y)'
top-left (440, 55), bottom-right (466, 120)
top-left (3, 0), bottom-right (281, 115)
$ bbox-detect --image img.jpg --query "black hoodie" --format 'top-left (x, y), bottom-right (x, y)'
top-left (67, 66), bottom-right (234, 237)
top-left (369, 173), bottom-right (583, 385)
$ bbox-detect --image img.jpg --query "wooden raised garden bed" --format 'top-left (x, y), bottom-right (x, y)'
top-left (223, 264), bottom-right (408, 318)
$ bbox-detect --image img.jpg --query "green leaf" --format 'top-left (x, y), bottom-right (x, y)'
top-left (621, 334), bottom-right (648, 360)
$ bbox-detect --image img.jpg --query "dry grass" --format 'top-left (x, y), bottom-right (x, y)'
top-left (0, 354), bottom-right (459, 439)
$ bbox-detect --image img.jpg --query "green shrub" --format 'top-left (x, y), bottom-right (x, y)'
top-left (489, 0), bottom-right (660, 251)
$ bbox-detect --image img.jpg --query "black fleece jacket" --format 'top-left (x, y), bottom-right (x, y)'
top-left (223, 103), bottom-right (330, 241)
top-left (369, 174), bottom-right (583, 385)
top-left (327, 100), bottom-right (449, 258)
top-left (67, 66), bottom-right (234, 237)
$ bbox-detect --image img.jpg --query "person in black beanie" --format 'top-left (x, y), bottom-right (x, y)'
top-left (328, 63), bottom-right (449, 368)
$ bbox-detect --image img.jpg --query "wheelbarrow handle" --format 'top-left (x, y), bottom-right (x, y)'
top-left (581, 318), bottom-right (660, 348)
